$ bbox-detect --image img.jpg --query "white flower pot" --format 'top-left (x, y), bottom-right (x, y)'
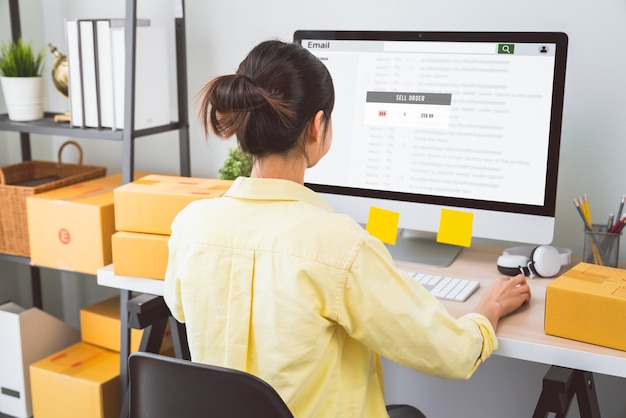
top-left (0, 76), bottom-right (44, 121)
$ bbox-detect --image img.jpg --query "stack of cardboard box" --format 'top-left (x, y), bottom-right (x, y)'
top-left (29, 294), bottom-right (175, 418)
top-left (22, 172), bottom-right (152, 418)
top-left (111, 174), bottom-right (233, 280)
top-left (25, 174), bottom-right (232, 418)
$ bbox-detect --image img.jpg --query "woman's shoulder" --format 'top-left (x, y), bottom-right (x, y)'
top-left (171, 197), bottom-right (226, 228)
top-left (307, 208), bottom-right (371, 247)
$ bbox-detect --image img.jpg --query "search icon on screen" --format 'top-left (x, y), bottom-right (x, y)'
top-left (498, 43), bottom-right (515, 54)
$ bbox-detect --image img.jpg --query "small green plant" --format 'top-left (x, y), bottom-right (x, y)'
top-left (0, 38), bottom-right (46, 77)
top-left (219, 147), bottom-right (253, 180)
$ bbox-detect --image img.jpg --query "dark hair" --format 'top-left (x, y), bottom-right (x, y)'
top-left (197, 40), bottom-right (335, 157)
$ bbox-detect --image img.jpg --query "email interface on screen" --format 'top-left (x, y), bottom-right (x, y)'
top-left (299, 34), bottom-right (563, 214)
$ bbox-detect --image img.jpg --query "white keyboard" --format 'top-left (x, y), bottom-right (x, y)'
top-left (405, 271), bottom-right (480, 302)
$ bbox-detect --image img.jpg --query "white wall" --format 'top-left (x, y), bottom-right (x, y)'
top-left (2, 0), bottom-right (626, 416)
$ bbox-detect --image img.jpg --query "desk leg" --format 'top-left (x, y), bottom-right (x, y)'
top-left (576, 370), bottom-right (601, 418)
top-left (137, 319), bottom-right (168, 352)
top-left (532, 366), bottom-right (601, 418)
top-left (118, 294), bottom-right (191, 418)
top-left (119, 289), bottom-right (131, 418)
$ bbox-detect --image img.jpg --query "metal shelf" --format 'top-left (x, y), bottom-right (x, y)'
top-left (0, 254), bottom-right (43, 308)
top-left (3, 3), bottom-right (190, 415)
top-left (0, 112), bottom-right (184, 141)
top-left (0, 253), bottom-right (31, 265)
top-left (1, 0), bottom-right (190, 311)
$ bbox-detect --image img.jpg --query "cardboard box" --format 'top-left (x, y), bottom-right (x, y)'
top-left (114, 174), bottom-right (232, 235)
top-left (26, 172), bottom-right (149, 274)
top-left (0, 302), bottom-right (80, 418)
top-left (29, 342), bottom-right (120, 418)
top-left (111, 231), bottom-right (169, 280)
top-left (80, 295), bottom-right (143, 352)
top-left (81, 295), bottom-right (173, 353)
top-left (545, 262), bottom-right (626, 351)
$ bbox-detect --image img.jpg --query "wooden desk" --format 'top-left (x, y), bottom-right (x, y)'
top-left (395, 244), bottom-right (626, 379)
top-left (97, 264), bottom-right (164, 296)
top-left (97, 244), bottom-right (626, 378)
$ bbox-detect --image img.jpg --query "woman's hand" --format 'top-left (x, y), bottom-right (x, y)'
top-left (472, 274), bottom-right (531, 331)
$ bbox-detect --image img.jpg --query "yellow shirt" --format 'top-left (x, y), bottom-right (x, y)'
top-left (164, 177), bottom-right (497, 418)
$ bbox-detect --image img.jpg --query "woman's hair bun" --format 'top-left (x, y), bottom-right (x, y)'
top-left (196, 40), bottom-right (334, 156)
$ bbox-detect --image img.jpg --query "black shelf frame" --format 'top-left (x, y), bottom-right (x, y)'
top-left (3, 3), bottom-right (190, 416)
top-left (0, 112), bottom-right (184, 141)
top-left (1, 3), bottom-right (191, 396)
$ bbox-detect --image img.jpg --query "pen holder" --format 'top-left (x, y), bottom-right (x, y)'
top-left (583, 225), bottom-right (621, 267)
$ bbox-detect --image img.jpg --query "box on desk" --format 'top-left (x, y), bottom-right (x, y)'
top-left (112, 231), bottom-right (169, 280)
top-left (26, 172), bottom-right (149, 274)
top-left (0, 302), bottom-right (80, 418)
top-left (29, 342), bottom-right (119, 418)
top-left (114, 174), bottom-right (232, 235)
top-left (545, 262), bottom-right (626, 351)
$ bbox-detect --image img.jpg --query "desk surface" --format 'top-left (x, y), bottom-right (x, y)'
top-left (97, 243), bottom-right (626, 378)
top-left (97, 264), bottom-right (164, 296)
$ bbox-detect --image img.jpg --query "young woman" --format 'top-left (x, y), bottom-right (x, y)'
top-left (164, 39), bottom-right (531, 418)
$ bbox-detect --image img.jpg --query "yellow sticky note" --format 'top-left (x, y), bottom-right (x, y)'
top-left (366, 206), bottom-right (400, 245)
top-left (437, 208), bottom-right (473, 247)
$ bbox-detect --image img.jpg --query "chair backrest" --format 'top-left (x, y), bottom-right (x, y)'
top-left (128, 351), bottom-right (294, 418)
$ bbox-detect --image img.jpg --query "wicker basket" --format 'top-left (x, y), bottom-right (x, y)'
top-left (0, 140), bottom-right (107, 257)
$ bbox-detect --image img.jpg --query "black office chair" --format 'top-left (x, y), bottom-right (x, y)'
top-left (128, 351), bottom-right (294, 418)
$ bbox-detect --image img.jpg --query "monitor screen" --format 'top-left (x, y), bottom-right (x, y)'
top-left (294, 31), bottom-right (568, 266)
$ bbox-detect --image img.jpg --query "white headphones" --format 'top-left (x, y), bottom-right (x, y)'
top-left (497, 245), bottom-right (572, 278)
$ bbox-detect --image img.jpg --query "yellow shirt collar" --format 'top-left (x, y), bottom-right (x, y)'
top-left (224, 177), bottom-right (333, 212)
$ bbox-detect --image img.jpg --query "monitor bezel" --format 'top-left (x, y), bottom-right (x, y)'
top-left (294, 30), bottom-right (569, 219)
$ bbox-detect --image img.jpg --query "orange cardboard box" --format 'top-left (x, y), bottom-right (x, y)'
top-left (29, 342), bottom-right (120, 418)
top-left (26, 172), bottom-right (149, 274)
top-left (111, 231), bottom-right (169, 280)
top-left (80, 295), bottom-right (173, 353)
top-left (545, 262), bottom-right (626, 351)
top-left (80, 295), bottom-right (143, 352)
top-left (113, 174), bottom-right (232, 235)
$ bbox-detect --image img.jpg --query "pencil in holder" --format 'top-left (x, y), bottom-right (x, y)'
top-left (583, 225), bottom-right (621, 267)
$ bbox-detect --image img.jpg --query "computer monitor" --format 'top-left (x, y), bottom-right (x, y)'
top-left (294, 30), bottom-right (568, 266)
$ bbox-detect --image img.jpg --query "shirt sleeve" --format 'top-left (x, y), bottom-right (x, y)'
top-left (336, 234), bottom-right (498, 380)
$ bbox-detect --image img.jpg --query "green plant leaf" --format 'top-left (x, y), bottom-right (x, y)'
top-left (0, 38), bottom-right (46, 77)
top-left (219, 147), bottom-right (253, 180)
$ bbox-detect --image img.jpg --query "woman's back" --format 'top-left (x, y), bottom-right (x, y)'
top-left (165, 177), bottom-right (391, 417)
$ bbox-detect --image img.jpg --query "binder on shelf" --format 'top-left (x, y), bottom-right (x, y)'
top-left (79, 19), bottom-right (100, 128)
top-left (95, 18), bottom-right (150, 129)
top-left (65, 19), bottom-right (83, 128)
top-left (66, 18), bottom-right (159, 131)
top-left (110, 24), bottom-right (171, 130)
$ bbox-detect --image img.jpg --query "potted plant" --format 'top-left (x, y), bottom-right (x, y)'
top-left (219, 147), bottom-right (253, 180)
top-left (0, 37), bottom-right (46, 121)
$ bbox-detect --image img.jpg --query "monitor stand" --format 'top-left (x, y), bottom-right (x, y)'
top-left (384, 230), bottom-right (463, 267)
